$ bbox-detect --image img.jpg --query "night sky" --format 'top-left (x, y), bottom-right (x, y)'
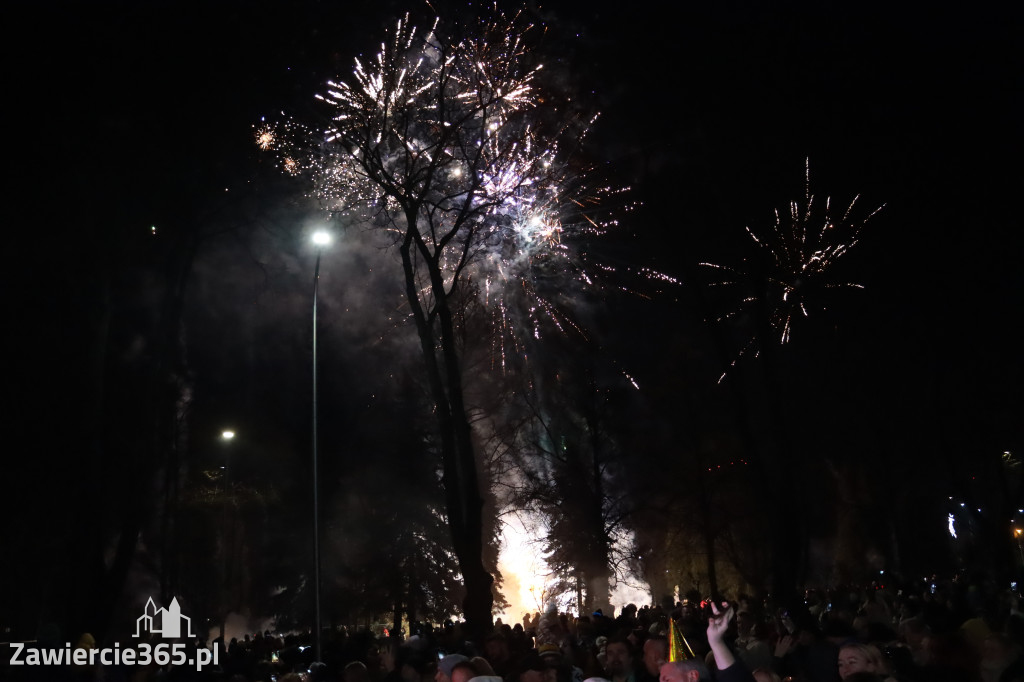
top-left (5, 0), bottom-right (1022, 637)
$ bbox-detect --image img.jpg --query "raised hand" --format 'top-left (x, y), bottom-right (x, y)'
top-left (707, 601), bottom-right (735, 644)
top-left (705, 601), bottom-right (740, 673)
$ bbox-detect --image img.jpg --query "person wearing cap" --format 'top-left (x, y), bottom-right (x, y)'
top-left (452, 659), bottom-right (483, 682)
top-left (517, 650), bottom-right (554, 682)
top-left (437, 654), bottom-right (471, 682)
top-left (484, 633), bottom-right (513, 679)
top-left (347, 661), bottom-right (372, 682)
top-left (539, 641), bottom-right (585, 682)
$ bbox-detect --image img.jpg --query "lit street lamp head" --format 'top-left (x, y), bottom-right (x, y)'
top-left (312, 231), bottom-right (331, 246)
top-left (221, 430), bottom-right (235, 440)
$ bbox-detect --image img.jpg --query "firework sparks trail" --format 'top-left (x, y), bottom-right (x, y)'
top-left (704, 159), bottom-right (884, 381)
top-left (258, 10), bottom-right (640, 378)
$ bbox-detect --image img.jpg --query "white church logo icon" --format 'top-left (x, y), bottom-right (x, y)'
top-left (133, 597), bottom-right (195, 639)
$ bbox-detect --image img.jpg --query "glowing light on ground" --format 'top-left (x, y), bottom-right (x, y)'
top-left (497, 514), bottom-right (549, 621)
top-left (496, 512), bottom-right (650, 619)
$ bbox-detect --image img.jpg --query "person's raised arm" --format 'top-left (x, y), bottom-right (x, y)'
top-left (706, 601), bottom-right (737, 671)
top-left (707, 601), bottom-right (759, 682)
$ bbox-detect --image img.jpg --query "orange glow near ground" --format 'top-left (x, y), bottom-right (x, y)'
top-left (495, 512), bottom-right (650, 620)
top-left (496, 514), bottom-right (549, 622)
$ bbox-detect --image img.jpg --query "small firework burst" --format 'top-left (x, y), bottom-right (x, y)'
top-left (704, 159), bottom-right (884, 379)
top-left (254, 124), bottom-right (275, 151)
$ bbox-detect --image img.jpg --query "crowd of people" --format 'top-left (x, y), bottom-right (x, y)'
top-left (11, 576), bottom-right (1024, 681)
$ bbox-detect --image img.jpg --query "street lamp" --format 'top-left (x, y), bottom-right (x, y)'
top-left (221, 429), bottom-right (236, 499)
top-left (219, 429), bottom-right (235, 644)
top-left (311, 229), bottom-right (331, 663)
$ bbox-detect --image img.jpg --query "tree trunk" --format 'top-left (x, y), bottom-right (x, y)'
top-left (393, 595), bottom-right (403, 639)
top-left (575, 574), bottom-right (584, 616)
top-left (696, 474), bottom-right (720, 597)
top-left (399, 226), bottom-right (494, 642)
top-left (681, 260), bottom-right (785, 597)
top-left (753, 289), bottom-right (805, 601)
top-left (585, 413), bottom-right (611, 614)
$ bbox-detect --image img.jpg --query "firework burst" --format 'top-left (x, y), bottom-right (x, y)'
top-left (254, 123), bottom-right (275, 151)
top-left (260, 10), bottom-right (628, 374)
top-left (704, 159), bottom-right (883, 380)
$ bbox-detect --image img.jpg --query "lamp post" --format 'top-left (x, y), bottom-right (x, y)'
top-left (221, 430), bottom-right (235, 484)
top-left (219, 429), bottom-right (235, 644)
top-left (311, 230), bottom-right (331, 663)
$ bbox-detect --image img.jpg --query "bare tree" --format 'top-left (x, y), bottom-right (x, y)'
top-left (265, 9), bottom-right (595, 637)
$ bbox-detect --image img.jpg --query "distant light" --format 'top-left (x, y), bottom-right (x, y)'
top-left (151, 226), bottom-right (157, 235)
top-left (312, 230), bottom-right (331, 246)
top-left (221, 430), bottom-right (235, 440)
top-left (948, 513), bottom-right (958, 539)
